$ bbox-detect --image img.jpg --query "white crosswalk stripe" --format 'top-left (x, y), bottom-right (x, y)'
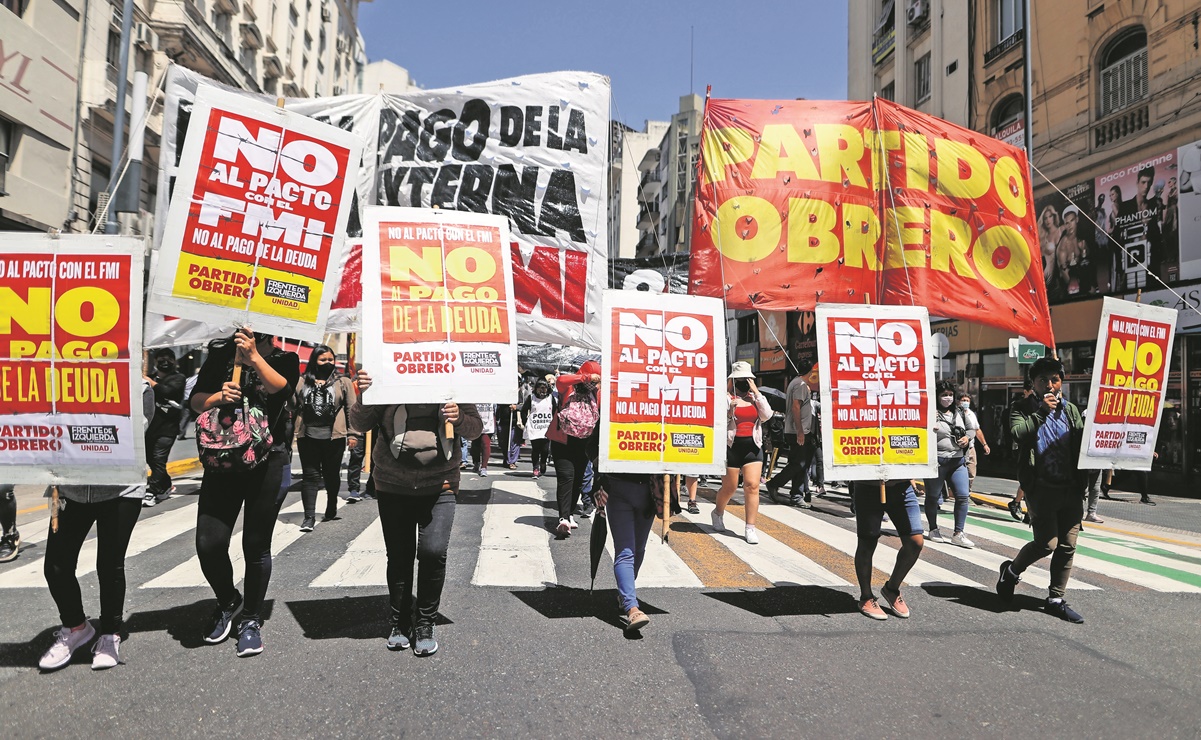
top-left (602, 529), bottom-right (704, 588)
top-left (310, 518), bottom-right (387, 587)
top-left (471, 480), bottom-right (558, 588)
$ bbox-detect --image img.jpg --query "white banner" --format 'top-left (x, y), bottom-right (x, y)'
top-left (1078, 297), bottom-right (1178, 470)
top-left (599, 290), bottom-right (727, 475)
top-left (360, 207), bottom-right (518, 406)
top-left (0, 235), bottom-right (147, 485)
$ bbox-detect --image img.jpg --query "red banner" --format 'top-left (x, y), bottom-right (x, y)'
top-left (690, 98), bottom-right (1054, 346)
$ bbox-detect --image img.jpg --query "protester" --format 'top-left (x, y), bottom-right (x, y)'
top-left (345, 430), bottom-right (367, 502)
top-left (593, 473), bottom-right (674, 633)
top-left (1008, 379), bottom-right (1035, 521)
top-left (852, 480), bottom-right (925, 620)
top-left (472, 403), bottom-right (497, 477)
top-left (144, 349), bottom-right (186, 508)
top-left (551, 361), bottom-right (601, 537)
top-left (37, 482), bottom-right (144, 670)
top-left (0, 484), bottom-right (19, 563)
top-left (191, 329), bottom-right (299, 657)
top-left (711, 362), bottom-right (773, 545)
top-left (682, 476), bottom-right (701, 515)
top-left (349, 371), bottom-right (483, 656)
top-left (996, 357), bottom-right (1087, 624)
top-left (1084, 470), bottom-right (1104, 523)
top-left (294, 346), bottom-right (357, 531)
top-left (497, 400), bottom-right (521, 470)
top-left (924, 380), bottom-right (975, 548)
top-left (520, 379), bottom-right (555, 478)
top-left (179, 369), bottom-right (200, 440)
top-left (959, 392), bottom-right (990, 491)
top-left (765, 358), bottom-right (816, 508)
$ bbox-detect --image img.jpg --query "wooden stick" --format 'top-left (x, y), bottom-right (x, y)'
top-left (363, 430), bottom-right (372, 475)
top-left (51, 485), bottom-right (59, 533)
top-left (231, 363), bottom-right (242, 385)
top-left (880, 479), bottom-right (886, 505)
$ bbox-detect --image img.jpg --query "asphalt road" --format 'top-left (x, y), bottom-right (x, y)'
top-left (1, 456), bottom-right (1200, 739)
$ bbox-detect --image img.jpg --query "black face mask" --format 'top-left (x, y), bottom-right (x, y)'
top-left (734, 380), bottom-right (750, 394)
top-left (156, 359), bottom-right (175, 373)
top-left (314, 364), bottom-right (335, 380)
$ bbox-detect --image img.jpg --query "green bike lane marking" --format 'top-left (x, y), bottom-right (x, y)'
top-left (967, 514), bottom-right (1201, 589)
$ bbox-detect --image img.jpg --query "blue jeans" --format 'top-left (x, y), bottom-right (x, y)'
top-left (924, 456), bottom-right (970, 534)
top-left (460, 438), bottom-right (471, 465)
top-left (605, 476), bottom-right (655, 612)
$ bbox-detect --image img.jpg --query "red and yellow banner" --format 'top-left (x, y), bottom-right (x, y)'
top-left (690, 98), bottom-right (1054, 347)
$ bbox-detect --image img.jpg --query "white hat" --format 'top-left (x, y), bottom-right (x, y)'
top-left (1062, 204), bottom-right (1081, 219)
top-left (730, 361), bottom-right (755, 379)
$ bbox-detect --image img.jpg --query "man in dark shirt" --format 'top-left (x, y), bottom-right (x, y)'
top-left (144, 349), bottom-right (186, 507)
top-left (996, 358), bottom-right (1086, 623)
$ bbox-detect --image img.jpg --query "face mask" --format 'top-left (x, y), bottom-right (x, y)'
top-left (156, 359), bottom-right (174, 373)
top-left (939, 395), bottom-right (954, 408)
top-left (734, 380), bottom-right (750, 394)
top-left (314, 364), bottom-right (335, 380)
top-left (959, 401), bottom-right (970, 410)
top-left (535, 387), bottom-right (548, 398)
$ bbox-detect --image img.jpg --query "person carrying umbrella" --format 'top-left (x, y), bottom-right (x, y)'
top-left (592, 472), bottom-right (672, 634)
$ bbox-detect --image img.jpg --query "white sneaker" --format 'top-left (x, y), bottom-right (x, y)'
top-left (951, 532), bottom-right (975, 549)
top-left (927, 529), bottom-right (947, 544)
top-left (711, 510), bottom-right (725, 532)
top-left (744, 525), bottom-right (759, 545)
top-left (38, 622), bottom-right (96, 671)
top-left (141, 494), bottom-right (157, 508)
top-left (568, 517), bottom-right (579, 530)
top-left (556, 518), bottom-right (571, 536)
top-left (91, 633), bottom-right (121, 670)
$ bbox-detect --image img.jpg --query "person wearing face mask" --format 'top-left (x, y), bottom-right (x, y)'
top-left (143, 349), bottom-right (187, 508)
top-left (923, 380), bottom-right (975, 548)
top-left (294, 345), bottom-right (358, 532)
top-left (712, 362), bottom-right (774, 545)
top-left (520, 379), bottom-right (556, 478)
top-left (958, 392), bottom-right (990, 492)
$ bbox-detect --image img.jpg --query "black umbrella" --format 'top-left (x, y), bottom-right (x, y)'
top-left (589, 505), bottom-right (608, 593)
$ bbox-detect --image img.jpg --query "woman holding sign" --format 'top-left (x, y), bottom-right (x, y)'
top-left (923, 380), bottom-right (975, 549)
top-left (711, 362), bottom-right (774, 545)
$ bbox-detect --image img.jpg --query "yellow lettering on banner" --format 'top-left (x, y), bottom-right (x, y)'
top-left (865, 129), bottom-right (902, 191)
top-left (902, 132), bottom-right (930, 190)
top-left (0, 287), bottom-right (51, 334)
top-left (993, 155), bottom-right (1028, 218)
top-left (750, 124), bottom-right (820, 182)
top-left (443, 246), bottom-right (497, 283)
top-left (814, 124), bottom-right (867, 188)
top-left (883, 206), bottom-right (926, 269)
top-left (54, 287), bottom-right (120, 338)
top-left (787, 197), bottom-right (839, 264)
top-left (930, 211), bottom-right (975, 278)
top-left (973, 225), bottom-right (1031, 291)
top-left (935, 139), bottom-right (991, 200)
top-left (389, 246), bottom-right (444, 283)
top-left (715, 196), bottom-right (779, 262)
top-left (843, 203), bottom-right (881, 269)
top-left (701, 127), bottom-right (756, 185)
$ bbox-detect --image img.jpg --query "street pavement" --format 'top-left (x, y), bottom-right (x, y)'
top-left (1, 445), bottom-right (1200, 738)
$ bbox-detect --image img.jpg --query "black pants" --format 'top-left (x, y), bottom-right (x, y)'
top-left (196, 450), bottom-right (288, 620)
top-left (767, 436), bottom-right (815, 496)
top-left (346, 438), bottom-right (365, 492)
top-left (0, 485), bottom-right (15, 533)
top-left (552, 437), bottom-right (594, 521)
top-left (376, 488), bottom-right (456, 629)
top-left (298, 437), bottom-right (347, 518)
top-left (44, 497), bottom-right (142, 634)
top-left (146, 433), bottom-right (178, 497)
top-left (531, 438), bottom-right (551, 474)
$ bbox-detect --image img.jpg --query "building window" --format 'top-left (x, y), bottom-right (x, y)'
top-left (0, 118), bottom-right (13, 196)
top-left (993, 0), bottom-right (1023, 45)
top-left (991, 94), bottom-right (1025, 146)
top-left (676, 127), bottom-right (688, 195)
top-left (873, 0), bottom-right (896, 65)
top-left (106, 30), bottom-right (122, 84)
top-left (880, 81), bottom-right (895, 101)
top-left (1098, 27), bottom-right (1148, 118)
top-left (914, 53), bottom-right (931, 103)
top-left (1, 0), bottom-right (28, 17)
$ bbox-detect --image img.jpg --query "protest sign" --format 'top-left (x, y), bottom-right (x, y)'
top-left (148, 85), bottom-right (364, 341)
top-left (816, 304), bottom-right (936, 481)
top-left (1078, 297), bottom-right (1178, 470)
top-left (0, 235), bottom-right (145, 485)
top-left (691, 97), bottom-right (1054, 346)
top-left (599, 290), bottom-right (727, 475)
top-left (360, 207), bottom-right (518, 405)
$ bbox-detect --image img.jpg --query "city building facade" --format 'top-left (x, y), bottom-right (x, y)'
top-left (632, 94), bottom-right (702, 258)
top-left (608, 119), bottom-right (667, 260)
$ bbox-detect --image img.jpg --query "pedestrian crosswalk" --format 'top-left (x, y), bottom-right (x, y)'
top-left (2, 481), bottom-right (1200, 599)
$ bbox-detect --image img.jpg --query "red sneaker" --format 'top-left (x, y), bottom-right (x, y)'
top-left (858, 597), bottom-right (888, 621)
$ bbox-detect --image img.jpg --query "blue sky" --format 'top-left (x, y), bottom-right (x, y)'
top-left (358, 0), bottom-right (848, 128)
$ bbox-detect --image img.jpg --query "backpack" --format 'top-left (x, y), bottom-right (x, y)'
top-left (557, 389), bottom-right (599, 439)
top-left (302, 380), bottom-right (339, 425)
top-left (196, 395), bottom-right (274, 472)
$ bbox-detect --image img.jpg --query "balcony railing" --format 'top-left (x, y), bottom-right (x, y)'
top-left (984, 28), bottom-right (1023, 66)
top-left (1093, 104), bottom-right (1150, 149)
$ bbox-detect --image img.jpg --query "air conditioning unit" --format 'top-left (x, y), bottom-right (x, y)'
top-left (134, 22), bottom-right (158, 51)
top-left (907, 0), bottom-right (928, 24)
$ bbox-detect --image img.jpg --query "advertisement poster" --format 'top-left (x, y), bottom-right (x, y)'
top-left (1033, 179), bottom-right (1110, 302)
top-left (1176, 138), bottom-right (1201, 282)
top-left (1095, 148), bottom-right (1178, 290)
top-left (1079, 297), bottom-right (1178, 470)
top-left (816, 304), bottom-right (936, 481)
top-left (599, 290), bottom-right (727, 475)
top-left (149, 85), bottom-right (365, 342)
top-left (690, 97), bottom-right (1055, 346)
top-left (0, 235), bottom-right (145, 485)
top-left (360, 207), bottom-right (518, 405)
